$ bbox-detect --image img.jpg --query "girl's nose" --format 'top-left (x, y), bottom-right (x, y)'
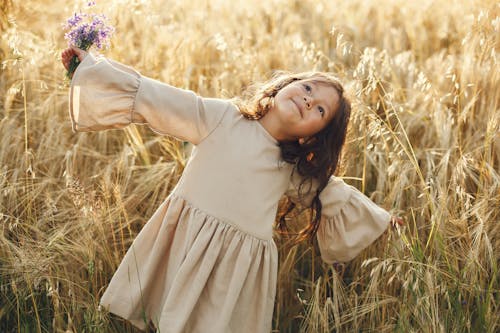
top-left (303, 96), bottom-right (312, 109)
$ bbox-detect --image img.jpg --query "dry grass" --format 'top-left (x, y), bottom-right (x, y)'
top-left (1, 0), bottom-right (499, 332)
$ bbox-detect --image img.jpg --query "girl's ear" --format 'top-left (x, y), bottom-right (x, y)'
top-left (298, 136), bottom-right (317, 145)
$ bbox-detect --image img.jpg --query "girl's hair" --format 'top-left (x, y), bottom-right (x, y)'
top-left (234, 71), bottom-right (352, 244)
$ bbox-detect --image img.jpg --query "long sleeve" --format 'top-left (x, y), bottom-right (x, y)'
top-left (69, 53), bottom-right (229, 145)
top-left (285, 175), bottom-right (391, 263)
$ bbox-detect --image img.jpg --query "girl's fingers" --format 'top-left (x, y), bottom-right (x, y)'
top-left (61, 49), bottom-right (72, 70)
top-left (61, 46), bottom-right (87, 72)
top-left (70, 46), bottom-right (88, 62)
top-left (61, 52), bottom-right (68, 71)
top-left (390, 216), bottom-right (404, 228)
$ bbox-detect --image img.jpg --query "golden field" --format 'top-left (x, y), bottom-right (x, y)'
top-left (0, 0), bottom-right (499, 332)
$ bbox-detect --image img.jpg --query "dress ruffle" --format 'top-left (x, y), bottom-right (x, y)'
top-left (69, 54), bottom-right (140, 132)
top-left (286, 175), bottom-right (391, 263)
top-left (316, 182), bottom-right (390, 263)
top-left (99, 194), bottom-right (278, 333)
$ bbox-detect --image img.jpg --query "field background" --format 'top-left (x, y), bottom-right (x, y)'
top-left (1, 0), bottom-right (499, 332)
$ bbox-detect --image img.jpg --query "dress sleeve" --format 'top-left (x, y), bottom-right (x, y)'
top-left (285, 174), bottom-right (391, 263)
top-left (69, 53), bottom-right (229, 145)
top-left (316, 177), bottom-right (391, 263)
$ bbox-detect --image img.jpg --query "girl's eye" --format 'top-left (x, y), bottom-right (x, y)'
top-left (318, 106), bottom-right (325, 116)
top-left (303, 84), bottom-right (312, 93)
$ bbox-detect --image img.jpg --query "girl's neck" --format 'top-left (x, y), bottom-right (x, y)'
top-left (258, 112), bottom-right (292, 142)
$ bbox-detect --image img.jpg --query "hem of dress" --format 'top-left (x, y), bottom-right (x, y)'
top-left (99, 297), bottom-right (149, 331)
top-left (170, 191), bottom-right (274, 242)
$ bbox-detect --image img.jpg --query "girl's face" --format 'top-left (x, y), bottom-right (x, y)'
top-left (272, 79), bottom-right (339, 141)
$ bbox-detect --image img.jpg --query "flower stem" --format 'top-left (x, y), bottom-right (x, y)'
top-left (67, 55), bottom-right (80, 79)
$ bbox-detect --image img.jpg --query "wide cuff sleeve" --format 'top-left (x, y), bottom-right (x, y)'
top-left (316, 177), bottom-right (391, 263)
top-left (69, 53), bottom-right (229, 145)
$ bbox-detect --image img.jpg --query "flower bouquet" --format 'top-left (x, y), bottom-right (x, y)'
top-left (63, 1), bottom-right (114, 78)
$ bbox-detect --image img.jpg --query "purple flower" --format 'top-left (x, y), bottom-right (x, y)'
top-left (64, 12), bottom-right (85, 29)
top-left (63, 5), bottom-right (114, 51)
top-left (63, 1), bottom-right (114, 78)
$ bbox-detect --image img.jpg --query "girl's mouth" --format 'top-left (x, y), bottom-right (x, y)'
top-left (292, 99), bottom-right (303, 117)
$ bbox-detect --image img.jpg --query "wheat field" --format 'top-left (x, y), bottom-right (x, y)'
top-left (1, 0), bottom-right (499, 332)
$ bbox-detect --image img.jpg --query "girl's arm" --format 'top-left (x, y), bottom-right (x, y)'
top-left (62, 47), bottom-right (229, 145)
top-left (315, 177), bottom-right (393, 263)
top-left (286, 175), bottom-right (401, 263)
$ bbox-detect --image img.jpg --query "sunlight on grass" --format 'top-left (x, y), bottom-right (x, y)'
top-left (1, 0), bottom-right (499, 332)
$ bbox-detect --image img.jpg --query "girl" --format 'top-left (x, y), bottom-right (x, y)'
top-left (61, 46), bottom-right (402, 333)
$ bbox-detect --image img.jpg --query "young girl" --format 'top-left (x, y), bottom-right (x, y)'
top-left (62, 46), bottom-right (402, 333)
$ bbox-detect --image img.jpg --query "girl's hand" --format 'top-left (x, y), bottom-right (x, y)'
top-left (61, 46), bottom-right (88, 72)
top-left (390, 215), bottom-right (404, 229)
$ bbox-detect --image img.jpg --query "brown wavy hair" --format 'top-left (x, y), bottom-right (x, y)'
top-left (234, 71), bottom-right (351, 244)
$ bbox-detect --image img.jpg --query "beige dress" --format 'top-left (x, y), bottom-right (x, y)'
top-left (69, 53), bottom-right (391, 333)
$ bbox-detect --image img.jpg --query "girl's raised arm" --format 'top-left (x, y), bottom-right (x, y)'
top-left (67, 51), bottom-right (229, 145)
